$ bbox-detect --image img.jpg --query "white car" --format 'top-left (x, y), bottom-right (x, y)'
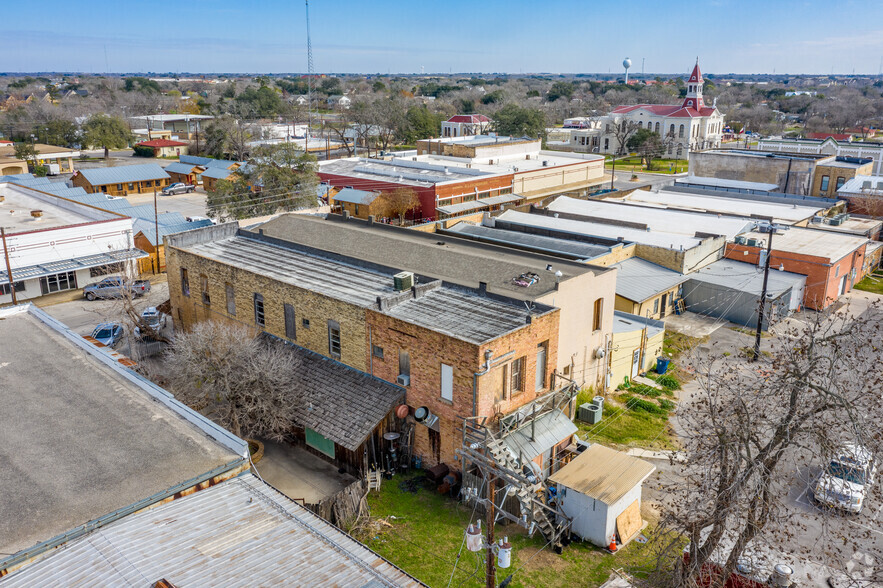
top-left (134, 307), bottom-right (168, 340)
top-left (812, 443), bottom-right (876, 514)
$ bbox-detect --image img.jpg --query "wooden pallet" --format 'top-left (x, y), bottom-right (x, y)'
top-left (366, 468), bottom-right (382, 491)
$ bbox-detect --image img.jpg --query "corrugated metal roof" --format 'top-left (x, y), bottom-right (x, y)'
top-left (164, 161), bottom-right (201, 175)
top-left (676, 175), bottom-right (779, 192)
top-left (133, 220), bottom-right (214, 245)
top-left (549, 444), bottom-right (655, 504)
top-left (436, 194), bottom-right (522, 216)
top-left (501, 409), bottom-right (577, 462)
top-left (76, 164), bottom-right (169, 186)
top-left (445, 222), bottom-right (614, 261)
top-left (180, 155), bottom-right (239, 169)
top-left (0, 248), bottom-right (148, 282)
top-left (200, 166), bottom-right (238, 180)
top-left (333, 187), bottom-right (379, 205)
top-left (612, 311), bottom-right (665, 338)
top-left (687, 258), bottom-right (805, 297)
top-left (0, 474), bottom-right (422, 587)
top-left (611, 257), bottom-right (688, 303)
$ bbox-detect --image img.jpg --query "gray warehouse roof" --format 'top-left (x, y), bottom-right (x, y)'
top-left (444, 221), bottom-right (618, 261)
top-left (0, 474), bottom-right (422, 587)
top-left (611, 257), bottom-right (688, 303)
top-left (687, 258), bottom-right (806, 298)
top-left (76, 163), bottom-right (170, 186)
top-left (0, 305), bottom-right (243, 563)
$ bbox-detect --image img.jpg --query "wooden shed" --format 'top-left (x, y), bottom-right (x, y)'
top-left (549, 444), bottom-right (655, 548)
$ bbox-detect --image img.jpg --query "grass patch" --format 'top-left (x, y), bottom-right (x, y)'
top-left (362, 471), bottom-right (661, 587)
top-left (577, 394), bottom-right (677, 450)
top-left (854, 274), bottom-right (883, 295)
top-left (654, 374), bottom-right (681, 391)
top-left (629, 383), bottom-right (662, 398)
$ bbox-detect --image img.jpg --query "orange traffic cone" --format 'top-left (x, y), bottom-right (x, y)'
top-left (609, 538), bottom-right (618, 552)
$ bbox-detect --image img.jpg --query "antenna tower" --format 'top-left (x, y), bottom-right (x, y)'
top-left (305, 0), bottom-right (315, 150)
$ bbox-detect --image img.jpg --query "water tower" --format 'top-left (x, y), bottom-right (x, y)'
top-left (623, 57), bottom-right (632, 84)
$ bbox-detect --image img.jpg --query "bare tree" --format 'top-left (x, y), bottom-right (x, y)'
top-left (165, 321), bottom-right (302, 440)
top-left (610, 119), bottom-right (640, 155)
top-left (375, 187), bottom-right (421, 223)
top-left (646, 305), bottom-right (883, 587)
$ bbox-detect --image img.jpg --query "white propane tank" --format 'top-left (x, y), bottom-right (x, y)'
top-left (497, 537), bottom-right (512, 568)
top-left (466, 523), bottom-right (482, 552)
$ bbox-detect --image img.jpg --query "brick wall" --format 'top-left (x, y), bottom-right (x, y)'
top-left (167, 247), bottom-right (368, 371)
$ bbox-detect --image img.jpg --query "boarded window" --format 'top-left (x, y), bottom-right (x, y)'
top-left (593, 298), bottom-right (603, 331)
top-left (399, 350), bottom-right (410, 378)
top-left (510, 357), bottom-right (524, 395)
top-left (372, 345), bottom-right (384, 359)
top-left (305, 427), bottom-right (335, 458)
top-left (328, 320), bottom-right (341, 356)
top-left (225, 283), bottom-right (236, 315)
top-left (441, 363), bottom-right (453, 402)
top-left (254, 293), bottom-right (265, 326)
top-left (284, 303), bottom-right (296, 339)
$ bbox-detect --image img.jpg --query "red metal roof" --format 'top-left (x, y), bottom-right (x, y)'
top-left (807, 133), bottom-right (851, 141)
top-left (447, 114), bottom-right (490, 124)
top-left (611, 104), bottom-right (716, 118)
top-left (136, 139), bottom-right (189, 148)
top-left (688, 62), bottom-right (703, 84)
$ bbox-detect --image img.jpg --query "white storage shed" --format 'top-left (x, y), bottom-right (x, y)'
top-left (549, 444), bottom-right (655, 548)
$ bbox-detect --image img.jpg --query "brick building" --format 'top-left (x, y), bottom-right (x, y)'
top-left (165, 222), bottom-right (565, 470)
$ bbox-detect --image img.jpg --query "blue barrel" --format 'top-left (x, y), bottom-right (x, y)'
top-left (413, 455), bottom-right (422, 470)
top-left (656, 357), bottom-right (671, 375)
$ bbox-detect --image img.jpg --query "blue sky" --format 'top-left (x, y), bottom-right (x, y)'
top-left (2, 0), bottom-right (882, 75)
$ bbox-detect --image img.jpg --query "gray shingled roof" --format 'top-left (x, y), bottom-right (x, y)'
top-left (277, 340), bottom-right (405, 451)
top-left (76, 164), bottom-right (169, 186)
top-left (611, 257), bottom-right (688, 303)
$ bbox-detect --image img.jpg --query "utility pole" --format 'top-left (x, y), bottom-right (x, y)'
top-left (153, 188), bottom-right (161, 274)
top-left (305, 0), bottom-right (314, 154)
top-left (486, 473), bottom-right (496, 588)
top-left (1, 227), bottom-right (18, 305)
top-left (752, 221), bottom-right (787, 362)
top-left (610, 155), bottom-right (616, 190)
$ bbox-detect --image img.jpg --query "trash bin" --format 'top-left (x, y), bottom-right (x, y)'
top-left (656, 356), bottom-right (671, 375)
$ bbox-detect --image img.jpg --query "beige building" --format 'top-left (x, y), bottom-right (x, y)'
top-left (610, 311), bottom-right (665, 389)
top-left (0, 143), bottom-right (79, 175)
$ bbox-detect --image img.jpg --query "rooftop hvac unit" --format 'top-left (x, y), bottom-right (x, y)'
top-left (811, 216), bottom-right (823, 224)
top-left (734, 235), bottom-right (747, 244)
top-left (394, 271), bottom-right (415, 291)
top-left (829, 217), bottom-right (843, 226)
top-left (578, 402), bottom-right (602, 424)
top-left (862, 180), bottom-right (872, 189)
top-left (746, 238), bottom-right (759, 247)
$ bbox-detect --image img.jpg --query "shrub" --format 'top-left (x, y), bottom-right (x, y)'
top-left (630, 383), bottom-right (662, 398)
top-left (655, 374), bottom-right (681, 391)
top-left (576, 388), bottom-right (595, 407)
top-left (659, 399), bottom-right (675, 411)
top-left (622, 395), bottom-right (667, 415)
top-left (33, 165), bottom-right (48, 177)
top-left (132, 145), bottom-right (154, 157)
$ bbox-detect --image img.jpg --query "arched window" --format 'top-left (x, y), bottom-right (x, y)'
top-left (687, 100), bottom-right (693, 107)
top-left (655, 122), bottom-right (660, 133)
top-left (638, 121), bottom-right (643, 128)
top-left (678, 124), bottom-right (685, 138)
top-left (669, 124), bottom-right (675, 136)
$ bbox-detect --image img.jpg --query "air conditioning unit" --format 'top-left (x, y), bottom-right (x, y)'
top-left (394, 271), bottom-right (414, 291)
top-left (829, 218), bottom-right (843, 226)
top-left (577, 402), bottom-right (602, 424)
top-left (734, 235), bottom-right (747, 244)
top-left (746, 238), bottom-right (759, 247)
top-left (397, 374), bottom-right (410, 386)
top-left (811, 216), bottom-right (823, 224)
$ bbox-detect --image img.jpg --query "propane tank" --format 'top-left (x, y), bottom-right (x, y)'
top-left (466, 523), bottom-right (482, 552)
top-left (497, 537), bottom-right (512, 568)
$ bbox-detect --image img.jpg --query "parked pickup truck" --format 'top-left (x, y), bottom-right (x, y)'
top-left (161, 182), bottom-right (196, 195)
top-left (83, 276), bottom-right (151, 300)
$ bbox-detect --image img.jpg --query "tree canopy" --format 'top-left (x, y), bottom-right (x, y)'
top-left (492, 104), bottom-right (546, 138)
top-left (82, 114), bottom-right (132, 158)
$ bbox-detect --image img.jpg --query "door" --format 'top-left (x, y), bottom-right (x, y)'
top-left (631, 349), bottom-right (641, 378)
top-left (839, 275), bottom-right (847, 296)
top-left (660, 293), bottom-right (667, 316)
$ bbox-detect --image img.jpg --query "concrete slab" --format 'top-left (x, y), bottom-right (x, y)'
top-left (253, 440), bottom-right (355, 504)
top-left (664, 311), bottom-right (724, 338)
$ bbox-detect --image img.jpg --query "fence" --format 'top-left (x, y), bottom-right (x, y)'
top-left (304, 478), bottom-right (368, 531)
top-left (120, 337), bottom-right (168, 361)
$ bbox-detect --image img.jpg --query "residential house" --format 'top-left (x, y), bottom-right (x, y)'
top-left (164, 161), bottom-right (205, 185)
top-left (71, 163), bottom-right (171, 196)
top-left (441, 114), bottom-right (492, 138)
top-left (135, 138), bottom-right (189, 158)
top-left (0, 176), bottom-right (146, 305)
top-left (165, 222), bottom-right (566, 470)
top-left (326, 95), bottom-right (351, 109)
top-left (610, 311), bottom-right (665, 388)
top-left (330, 187), bottom-right (382, 218)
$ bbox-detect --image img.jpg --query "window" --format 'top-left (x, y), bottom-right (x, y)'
top-left (0, 281), bottom-right (25, 296)
top-left (835, 265), bottom-right (840, 277)
top-left (653, 298), bottom-right (660, 314)
top-left (592, 297), bottom-right (603, 331)
top-left (89, 262), bottom-right (124, 278)
top-left (284, 303), bottom-right (296, 339)
top-left (669, 124), bottom-right (675, 136)
top-left (302, 318), bottom-right (311, 329)
top-left (254, 293), bottom-right (265, 326)
top-left (655, 122), bottom-right (660, 133)
top-left (661, 293), bottom-right (668, 310)
top-left (225, 282), bottom-right (236, 315)
top-left (399, 350), bottom-right (410, 378)
top-left (40, 271), bottom-right (77, 294)
top-left (440, 363), bottom-right (454, 402)
top-left (820, 175), bottom-right (830, 192)
top-left (328, 320), bottom-right (341, 356)
top-left (372, 345), bottom-right (384, 359)
top-left (354, 204), bottom-right (360, 216)
top-left (201, 275), bottom-right (210, 305)
top-left (127, 182), bottom-right (134, 190)
top-left (180, 268), bottom-right (190, 297)
top-left (678, 124), bottom-right (685, 138)
top-left (510, 357), bottom-right (524, 395)
top-left (836, 176), bottom-right (846, 190)
top-left (116, 183), bottom-right (123, 190)
top-left (535, 342), bottom-right (547, 391)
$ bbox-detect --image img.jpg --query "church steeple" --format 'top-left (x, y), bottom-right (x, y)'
top-left (682, 58), bottom-right (705, 110)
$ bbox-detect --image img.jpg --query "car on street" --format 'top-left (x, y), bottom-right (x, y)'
top-left (83, 276), bottom-right (151, 300)
top-left (811, 443), bottom-right (876, 514)
top-left (134, 306), bottom-right (168, 340)
top-left (161, 182), bottom-right (196, 195)
top-left (90, 322), bottom-right (124, 347)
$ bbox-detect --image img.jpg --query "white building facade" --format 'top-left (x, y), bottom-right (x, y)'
top-left (441, 114), bottom-right (492, 138)
top-left (565, 62), bottom-right (725, 156)
top-left (758, 136), bottom-right (883, 175)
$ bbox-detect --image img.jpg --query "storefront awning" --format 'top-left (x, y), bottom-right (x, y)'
top-left (0, 248), bottom-right (149, 282)
top-left (436, 193), bottom-right (522, 217)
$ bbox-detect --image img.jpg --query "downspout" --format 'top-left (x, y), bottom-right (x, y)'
top-left (368, 325), bottom-right (374, 376)
top-left (473, 350), bottom-right (494, 417)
